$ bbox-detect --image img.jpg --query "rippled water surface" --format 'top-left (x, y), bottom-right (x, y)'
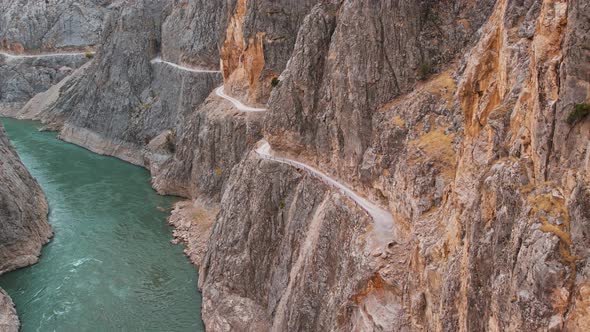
top-left (0, 118), bottom-right (203, 331)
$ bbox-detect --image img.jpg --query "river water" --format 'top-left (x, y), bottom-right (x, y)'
top-left (0, 118), bottom-right (204, 331)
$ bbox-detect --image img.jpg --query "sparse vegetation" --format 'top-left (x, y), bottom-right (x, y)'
top-left (165, 132), bottom-right (176, 153)
top-left (528, 191), bottom-right (579, 287)
top-left (271, 77), bottom-right (280, 87)
top-left (409, 127), bottom-right (456, 179)
top-left (418, 62), bottom-right (433, 80)
top-left (279, 200), bottom-right (285, 209)
top-left (140, 101), bottom-right (153, 110)
top-left (566, 103), bottom-right (590, 125)
top-left (84, 51), bottom-right (94, 59)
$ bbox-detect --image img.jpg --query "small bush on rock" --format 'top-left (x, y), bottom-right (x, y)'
top-left (566, 103), bottom-right (590, 125)
top-left (271, 77), bottom-right (280, 87)
top-left (418, 62), bottom-right (433, 81)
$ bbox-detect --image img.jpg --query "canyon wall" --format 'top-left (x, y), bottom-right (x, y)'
top-left (151, 0), bottom-right (320, 199)
top-left (0, 288), bottom-right (18, 332)
top-left (0, 0), bottom-right (109, 114)
top-left (0, 0), bottom-right (588, 330)
top-left (0, 0), bottom-right (108, 52)
top-left (24, 0), bottom-right (227, 172)
top-left (0, 125), bottom-right (51, 275)
top-left (200, 0), bottom-right (590, 330)
top-left (199, 153), bottom-right (375, 331)
top-left (0, 125), bottom-right (52, 331)
top-left (220, 0), bottom-right (319, 105)
top-left (0, 54), bottom-right (89, 114)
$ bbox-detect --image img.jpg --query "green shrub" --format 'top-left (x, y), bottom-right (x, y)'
top-left (418, 62), bottom-right (433, 80)
top-left (165, 133), bottom-right (176, 153)
top-left (84, 51), bottom-right (94, 59)
top-left (566, 103), bottom-right (590, 125)
top-left (271, 77), bottom-right (280, 87)
top-left (140, 101), bottom-right (153, 110)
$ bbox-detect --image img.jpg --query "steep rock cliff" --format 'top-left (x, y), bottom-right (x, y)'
top-left (161, 0), bottom-right (229, 69)
top-left (199, 153), bottom-right (377, 331)
top-left (24, 0), bottom-right (225, 170)
top-left (0, 0), bottom-right (587, 330)
top-left (0, 0), bottom-right (109, 114)
top-left (0, 288), bottom-right (18, 332)
top-left (202, 0), bottom-right (590, 330)
top-left (0, 54), bottom-right (89, 114)
top-left (151, 96), bottom-right (264, 199)
top-left (152, 0), bottom-right (319, 198)
top-left (264, 0), bottom-right (495, 195)
top-left (0, 124), bottom-right (51, 274)
top-left (0, 0), bottom-right (108, 52)
top-left (221, 0), bottom-right (319, 105)
top-left (0, 122), bottom-right (52, 331)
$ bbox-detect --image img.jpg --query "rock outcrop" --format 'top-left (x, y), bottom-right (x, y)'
top-left (151, 96), bottom-right (263, 199)
top-left (0, 0), bottom-right (109, 114)
top-left (0, 124), bottom-right (51, 274)
top-left (264, 0), bottom-right (496, 196)
top-left (203, 0), bottom-right (589, 330)
top-left (220, 0), bottom-right (319, 105)
top-left (0, 289), bottom-right (18, 332)
top-left (0, 124), bottom-right (51, 331)
top-left (0, 54), bottom-right (89, 114)
top-left (0, 0), bottom-right (108, 52)
top-left (25, 0), bottom-right (225, 169)
top-left (199, 153), bottom-right (374, 331)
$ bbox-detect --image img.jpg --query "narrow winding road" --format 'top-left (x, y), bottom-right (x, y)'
top-left (215, 86), bottom-right (267, 112)
top-left (138, 55), bottom-right (395, 244)
top-left (150, 57), bottom-right (221, 74)
top-left (256, 141), bottom-right (395, 245)
top-left (0, 51), bottom-right (91, 60)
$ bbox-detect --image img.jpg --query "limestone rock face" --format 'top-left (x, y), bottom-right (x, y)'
top-left (201, 0), bottom-right (590, 330)
top-left (251, 0), bottom-right (588, 330)
top-left (0, 124), bottom-right (51, 274)
top-left (264, 0), bottom-right (495, 183)
top-left (151, 96), bottom-right (264, 199)
top-left (199, 154), bottom-right (374, 331)
top-left (48, 0), bottom-right (170, 165)
top-left (0, 0), bottom-right (108, 114)
top-left (8, 62), bottom-right (93, 125)
top-left (161, 0), bottom-right (229, 69)
top-left (220, 0), bottom-right (319, 105)
top-left (24, 0), bottom-right (225, 168)
top-left (0, 0), bottom-right (588, 330)
top-left (0, 54), bottom-right (89, 114)
top-left (0, 0), bottom-right (109, 52)
top-left (0, 288), bottom-right (18, 332)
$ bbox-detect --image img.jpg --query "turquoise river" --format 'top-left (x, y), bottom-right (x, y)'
top-left (0, 118), bottom-right (204, 331)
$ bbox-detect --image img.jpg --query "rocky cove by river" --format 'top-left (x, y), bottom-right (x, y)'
top-left (0, 118), bottom-right (204, 331)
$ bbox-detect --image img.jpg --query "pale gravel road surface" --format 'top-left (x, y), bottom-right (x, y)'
top-left (150, 57), bottom-right (221, 74)
top-left (256, 141), bottom-right (395, 248)
top-left (215, 86), bottom-right (267, 112)
top-left (0, 52), bottom-right (91, 60)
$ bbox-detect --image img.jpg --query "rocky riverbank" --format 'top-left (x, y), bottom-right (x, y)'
top-left (0, 125), bottom-right (52, 274)
top-left (0, 289), bottom-right (18, 332)
top-left (0, 123), bottom-right (52, 330)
